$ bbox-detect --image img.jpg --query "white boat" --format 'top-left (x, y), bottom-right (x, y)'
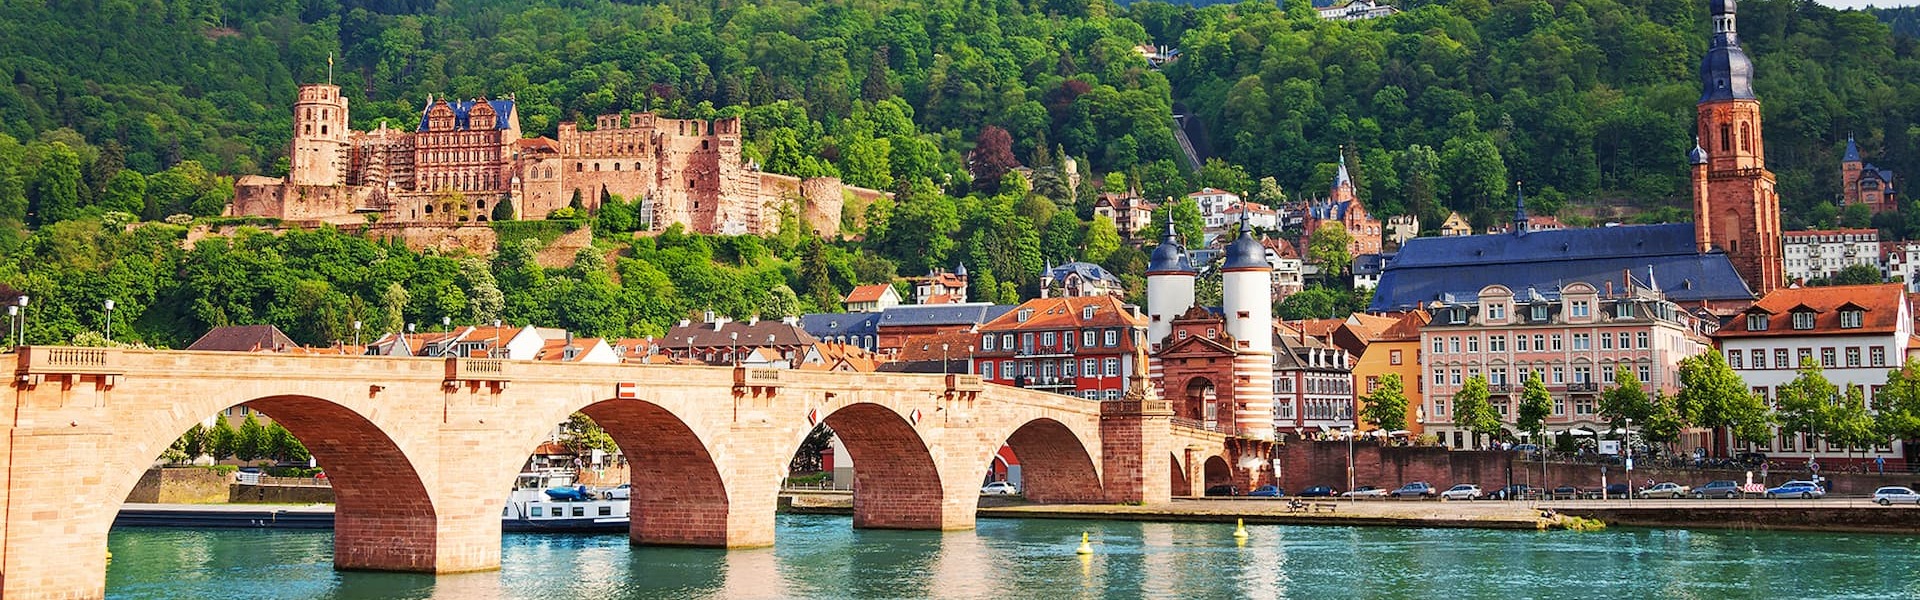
top-left (502, 471), bottom-right (629, 533)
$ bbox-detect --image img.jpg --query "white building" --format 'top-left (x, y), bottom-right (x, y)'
top-left (1220, 202), bottom-right (1279, 231)
top-left (1783, 228), bottom-right (1880, 284)
top-left (1715, 283), bottom-right (1912, 465)
top-left (1315, 0), bottom-right (1400, 21)
top-left (1883, 241), bottom-right (1920, 292)
top-left (1190, 187), bottom-right (1243, 228)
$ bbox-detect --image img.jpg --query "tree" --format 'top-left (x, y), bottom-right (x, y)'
top-left (1082, 215), bottom-right (1121, 264)
top-left (799, 236), bottom-right (836, 312)
top-left (1307, 222), bottom-right (1353, 274)
top-left (1875, 362), bottom-right (1920, 443)
top-left (100, 169), bottom-right (147, 216)
top-left (266, 422), bottom-right (309, 463)
top-left (31, 142), bottom-right (83, 225)
top-left (1598, 367), bottom-right (1654, 430)
top-left (1516, 373), bottom-right (1553, 444)
top-left (1277, 286), bottom-right (1344, 319)
top-left (181, 423), bottom-right (207, 462)
top-left (1774, 359), bottom-right (1838, 450)
top-left (968, 126), bottom-right (1019, 195)
top-left (1360, 373), bottom-right (1409, 432)
top-left (1148, 197), bottom-right (1203, 249)
top-left (1830, 264), bottom-right (1884, 285)
top-left (491, 198), bottom-right (516, 221)
top-left (235, 411), bottom-right (269, 462)
top-left (1676, 352), bottom-right (1773, 451)
top-left (559, 413), bottom-right (618, 456)
top-left (1642, 391), bottom-right (1687, 448)
top-left (1452, 375), bottom-right (1503, 449)
top-left (1440, 136), bottom-right (1507, 211)
top-left (207, 414), bottom-right (237, 461)
top-left (1828, 384), bottom-right (1879, 458)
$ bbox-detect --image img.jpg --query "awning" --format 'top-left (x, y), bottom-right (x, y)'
top-left (1567, 429), bottom-right (1596, 437)
top-left (1389, 430), bottom-right (1411, 437)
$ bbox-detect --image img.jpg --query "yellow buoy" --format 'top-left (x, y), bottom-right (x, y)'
top-left (1076, 532), bottom-right (1094, 555)
top-left (1233, 518), bottom-right (1249, 539)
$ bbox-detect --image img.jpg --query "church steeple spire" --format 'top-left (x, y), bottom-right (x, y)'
top-left (1693, 0), bottom-right (1780, 295)
top-left (1511, 181), bottom-right (1528, 235)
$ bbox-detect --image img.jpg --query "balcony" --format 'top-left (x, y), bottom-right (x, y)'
top-left (1013, 346), bottom-right (1075, 359)
top-left (1568, 382), bottom-right (1599, 393)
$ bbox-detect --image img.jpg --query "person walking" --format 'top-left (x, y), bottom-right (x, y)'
top-left (1876, 455), bottom-right (1886, 475)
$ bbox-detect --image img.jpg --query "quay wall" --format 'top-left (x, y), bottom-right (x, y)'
top-left (229, 482), bottom-right (336, 504)
top-left (125, 468), bottom-right (232, 504)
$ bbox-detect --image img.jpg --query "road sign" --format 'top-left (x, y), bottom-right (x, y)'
top-left (1599, 440), bottom-right (1620, 455)
top-left (616, 383), bottom-right (639, 400)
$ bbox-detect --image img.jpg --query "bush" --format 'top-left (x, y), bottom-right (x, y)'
top-left (202, 465), bottom-right (238, 476)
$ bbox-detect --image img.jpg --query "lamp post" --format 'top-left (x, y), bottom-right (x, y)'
top-left (1347, 427), bottom-right (1356, 503)
top-left (103, 299), bottom-right (115, 341)
top-left (14, 296), bottom-right (27, 347)
top-left (442, 316), bottom-right (451, 333)
top-left (352, 320), bottom-right (362, 348)
top-left (942, 343), bottom-right (950, 376)
top-left (6, 306), bottom-right (16, 348)
top-left (730, 332), bottom-right (739, 366)
top-left (1624, 417), bottom-right (1634, 505)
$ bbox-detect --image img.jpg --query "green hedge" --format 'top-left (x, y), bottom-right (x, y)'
top-left (492, 219), bottom-right (585, 250)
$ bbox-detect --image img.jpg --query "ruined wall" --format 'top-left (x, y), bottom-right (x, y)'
top-left (362, 223), bottom-right (499, 255)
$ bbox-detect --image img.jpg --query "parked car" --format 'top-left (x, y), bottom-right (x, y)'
top-left (1391, 482), bottom-right (1437, 498)
top-left (1440, 484), bottom-right (1483, 500)
top-left (1638, 482), bottom-right (1690, 499)
top-left (1765, 481), bottom-right (1825, 499)
top-left (1692, 480), bottom-right (1743, 499)
top-left (980, 481), bottom-right (1019, 495)
top-left (1603, 484), bottom-right (1629, 498)
top-left (1873, 486), bottom-right (1920, 505)
top-left (1491, 484), bottom-right (1532, 500)
top-left (602, 483), bottom-right (632, 500)
top-left (1298, 485), bottom-right (1337, 498)
top-left (1341, 486), bottom-right (1388, 498)
top-left (1551, 485), bottom-right (1583, 500)
top-left (1205, 484), bottom-right (1240, 497)
top-left (1248, 485), bottom-right (1285, 497)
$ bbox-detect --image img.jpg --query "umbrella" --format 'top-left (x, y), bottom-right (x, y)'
top-left (1568, 429), bottom-right (1596, 437)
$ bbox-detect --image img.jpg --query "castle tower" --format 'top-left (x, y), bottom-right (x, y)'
top-left (1145, 218), bottom-right (1195, 353)
top-left (1329, 148), bottom-right (1356, 205)
top-left (289, 84), bottom-right (350, 187)
top-left (1692, 0), bottom-right (1782, 294)
top-left (1221, 212), bottom-right (1274, 441)
top-left (1842, 134), bottom-right (1863, 206)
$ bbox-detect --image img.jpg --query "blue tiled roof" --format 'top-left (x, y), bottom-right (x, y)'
top-left (1369, 224), bottom-right (1755, 311)
top-left (418, 99), bottom-right (515, 132)
top-left (1844, 135), bottom-right (1862, 163)
top-left (874, 304), bottom-right (1015, 328)
top-left (1046, 261), bottom-right (1120, 284)
top-left (799, 312), bottom-right (880, 338)
top-left (1352, 253), bottom-right (1388, 276)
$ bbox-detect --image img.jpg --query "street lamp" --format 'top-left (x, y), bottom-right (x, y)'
top-left (941, 343), bottom-right (950, 376)
top-left (442, 316), bottom-right (451, 333)
top-left (14, 296), bottom-right (27, 347)
top-left (730, 332), bottom-right (739, 366)
top-left (6, 305), bottom-right (16, 348)
top-left (1624, 417), bottom-right (1634, 504)
top-left (352, 320), bottom-right (362, 347)
top-left (103, 299), bottom-right (115, 341)
top-left (1347, 427), bottom-right (1356, 503)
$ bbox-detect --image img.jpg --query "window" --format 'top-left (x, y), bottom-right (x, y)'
top-left (531, 507), bottom-right (543, 517)
top-left (1018, 309), bottom-right (1033, 322)
top-left (1791, 311), bottom-right (1815, 330)
top-left (1105, 389), bottom-right (1122, 400)
top-left (1002, 361), bottom-right (1014, 378)
top-left (1600, 333), bottom-right (1613, 350)
top-left (1575, 397), bottom-right (1593, 416)
top-left (1488, 304), bottom-right (1506, 320)
top-left (983, 335), bottom-right (996, 351)
top-left (1449, 337), bottom-right (1461, 353)
top-left (1552, 366), bottom-right (1564, 384)
top-left (1083, 306), bottom-right (1096, 319)
top-left (1433, 369), bottom-right (1445, 387)
top-left (1021, 333), bottom-right (1034, 351)
top-left (1551, 334), bottom-right (1563, 351)
top-left (600, 506), bottom-right (613, 516)
top-left (1489, 336), bottom-right (1506, 352)
top-left (1062, 360), bottom-right (1076, 377)
top-left (1618, 332), bottom-right (1631, 349)
top-left (1797, 348), bottom-right (1813, 367)
top-left (1002, 334), bottom-right (1013, 349)
top-left (1635, 332), bottom-right (1650, 349)
top-left (1083, 331), bottom-right (1096, 347)
top-left (982, 363), bottom-right (994, 380)
top-left (1534, 335), bottom-right (1546, 351)
top-left (1042, 332), bottom-right (1056, 347)
top-left (1041, 362), bottom-right (1056, 378)
top-left (1467, 337), bottom-right (1479, 353)
top-left (1847, 347), bottom-right (1861, 368)
top-left (1367, 376), bottom-right (1380, 393)
top-left (1840, 310), bottom-right (1863, 329)
top-left (1727, 349), bottom-right (1743, 369)
top-left (1105, 330), bottom-right (1119, 346)
top-left (1104, 358), bottom-right (1120, 376)
top-left (1390, 350), bottom-right (1403, 365)
top-left (1450, 368), bottom-right (1462, 386)
top-left (1602, 367), bottom-right (1616, 383)
top-left (1637, 365), bottom-right (1651, 383)
top-left (1020, 362), bottom-right (1034, 377)
top-left (1083, 358), bottom-right (1097, 377)
top-left (1821, 348), bottom-right (1837, 368)
top-left (1531, 305), bottom-right (1548, 321)
top-left (1618, 303), bottom-right (1635, 319)
top-left (1489, 368), bottom-right (1506, 386)
top-left (1432, 339), bottom-right (1445, 354)
top-left (1873, 346), bottom-right (1887, 367)
top-left (1775, 349), bottom-right (1789, 369)
top-left (1572, 333), bottom-right (1590, 350)
top-left (1571, 301), bottom-right (1590, 318)
top-left (1574, 366), bottom-right (1591, 383)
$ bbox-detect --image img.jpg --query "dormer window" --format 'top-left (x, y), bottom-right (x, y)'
top-left (1082, 306), bottom-right (1096, 319)
top-left (1840, 309), bottom-right (1864, 329)
top-left (1530, 305), bottom-right (1548, 322)
top-left (1791, 311), bottom-right (1815, 330)
top-left (1618, 303), bottom-right (1635, 319)
top-left (1746, 314), bottom-right (1767, 331)
top-left (1570, 301), bottom-right (1590, 318)
top-left (1449, 309), bottom-right (1465, 325)
top-left (1487, 304), bottom-right (1506, 320)
top-left (1018, 309), bottom-right (1033, 322)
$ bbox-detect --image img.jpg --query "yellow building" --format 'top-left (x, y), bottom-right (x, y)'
top-left (1350, 310), bottom-right (1430, 437)
top-left (1439, 212), bottom-right (1472, 237)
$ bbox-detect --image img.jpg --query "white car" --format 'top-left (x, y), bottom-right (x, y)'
top-left (1638, 482), bottom-right (1690, 499)
top-left (1340, 486), bottom-right (1389, 498)
top-left (1439, 484), bottom-right (1482, 500)
top-left (601, 483), bottom-right (631, 500)
top-left (981, 481), bottom-right (1019, 495)
top-left (1873, 486), bottom-right (1920, 505)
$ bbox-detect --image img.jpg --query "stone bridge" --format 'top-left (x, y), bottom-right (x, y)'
top-left (0, 347), bottom-right (1261, 599)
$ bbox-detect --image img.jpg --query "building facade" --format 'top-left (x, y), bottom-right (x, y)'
top-left (843, 284), bottom-right (903, 313)
top-left (1841, 135), bottom-right (1898, 213)
top-left (1040, 261), bottom-right (1126, 298)
top-left (1690, 0), bottom-right (1784, 295)
top-left (1715, 284), bottom-right (1912, 463)
top-left (1301, 153), bottom-right (1383, 258)
top-left (237, 84), bottom-right (878, 236)
top-left (1783, 229), bottom-right (1880, 284)
top-left (1419, 283), bottom-right (1713, 450)
top-left (1092, 193), bottom-right (1155, 239)
top-left (1350, 311), bottom-right (1432, 437)
top-left (1145, 216), bottom-right (1280, 440)
top-left (1272, 325), bottom-right (1356, 434)
top-left (973, 295), bottom-right (1148, 400)
top-left (910, 264), bottom-right (970, 305)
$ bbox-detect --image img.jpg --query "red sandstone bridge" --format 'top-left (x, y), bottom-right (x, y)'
top-left (0, 346), bottom-right (1251, 599)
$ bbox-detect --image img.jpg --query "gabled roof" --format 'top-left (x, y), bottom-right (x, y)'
top-left (1717, 283), bottom-right (1907, 337)
top-left (799, 312), bottom-right (881, 337)
top-left (845, 284), bottom-right (897, 304)
top-left (875, 303), bottom-right (1015, 329)
top-left (1371, 223), bottom-right (1754, 311)
top-left (979, 296), bottom-right (1145, 333)
top-left (186, 325), bottom-right (297, 352)
top-left (1045, 261), bottom-right (1121, 284)
top-left (419, 98), bottom-right (515, 132)
top-left (663, 318), bottom-right (817, 349)
top-left (1377, 310), bottom-right (1432, 342)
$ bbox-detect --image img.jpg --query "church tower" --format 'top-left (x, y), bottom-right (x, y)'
top-left (288, 84), bottom-right (350, 187)
top-left (1692, 0), bottom-right (1782, 294)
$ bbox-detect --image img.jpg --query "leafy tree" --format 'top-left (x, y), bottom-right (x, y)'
top-left (1277, 286), bottom-right (1344, 320)
top-left (100, 169), bottom-right (147, 217)
top-left (1148, 197), bottom-right (1203, 250)
top-left (1676, 352), bottom-right (1773, 450)
top-left (1197, 158), bottom-right (1253, 198)
top-left (1516, 373), bottom-right (1553, 444)
top-left (1828, 384), bottom-right (1879, 457)
top-left (1829, 264), bottom-right (1884, 285)
top-left (1774, 359), bottom-right (1838, 449)
top-left (181, 424), bottom-right (207, 462)
top-left (1875, 362), bottom-right (1920, 442)
top-left (1452, 375), bottom-right (1503, 449)
top-left (1082, 215), bottom-right (1121, 264)
top-left (30, 142), bottom-right (83, 225)
top-left (969, 126), bottom-right (1019, 195)
top-left (266, 422), bottom-right (309, 463)
top-left (491, 199), bottom-right (515, 221)
top-left (235, 411), bottom-right (269, 462)
top-left (1642, 391), bottom-right (1687, 448)
top-left (1598, 367), bottom-right (1654, 431)
top-left (1360, 373), bottom-right (1409, 432)
top-left (1307, 222), bottom-right (1353, 274)
top-left (799, 236), bottom-right (837, 312)
top-left (559, 413), bottom-right (618, 457)
top-left (206, 415), bottom-right (237, 461)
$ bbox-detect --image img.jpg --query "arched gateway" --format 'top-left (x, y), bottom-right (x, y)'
top-left (0, 346), bottom-right (1261, 599)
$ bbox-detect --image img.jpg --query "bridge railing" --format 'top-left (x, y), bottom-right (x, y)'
top-left (17, 346), bottom-right (124, 376)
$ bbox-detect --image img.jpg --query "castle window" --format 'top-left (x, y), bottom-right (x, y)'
top-left (576, 164), bottom-right (583, 172)
top-left (321, 125), bottom-right (327, 135)
top-left (1720, 124), bottom-right (1732, 152)
top-left (1740, 122), bottom-right (1752, 152)
top-left (614, 163), bottom-right (621, 171)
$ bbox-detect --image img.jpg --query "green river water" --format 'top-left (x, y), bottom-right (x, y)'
top-left (106, 515), bottom-right (1920, 599)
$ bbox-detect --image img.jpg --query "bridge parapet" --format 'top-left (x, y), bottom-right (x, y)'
top-left (1101, 398), bottom-right (1172, 416)
top-left (444, 357), bottom-right (510, 391)
top-left (14, 346), bottom-right (125, 390)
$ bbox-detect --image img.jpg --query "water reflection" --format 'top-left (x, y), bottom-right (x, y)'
top-left (107, 515), bottom-right (1920, 599)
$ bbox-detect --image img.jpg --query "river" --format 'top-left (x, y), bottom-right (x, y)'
top-left (108, 515), bottom-right (1920, 599)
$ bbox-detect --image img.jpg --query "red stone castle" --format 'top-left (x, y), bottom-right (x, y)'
top-left (235, 84), bottom-right (883, 235)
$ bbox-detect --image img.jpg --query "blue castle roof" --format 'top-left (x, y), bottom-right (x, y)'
top-left (1369, 223), bottom-right (1755, 311)
top-left (418, 99), bottom-right (516, 132)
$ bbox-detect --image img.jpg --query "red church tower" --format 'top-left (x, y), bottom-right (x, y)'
top-left (1690, 0), bottom-right (1783, 294)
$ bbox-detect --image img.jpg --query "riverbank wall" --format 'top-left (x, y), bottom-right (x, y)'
top-left (125, 468), bottom-right (231, 504)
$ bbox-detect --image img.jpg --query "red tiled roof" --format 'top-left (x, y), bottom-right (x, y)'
top-left (1377, 310), bottom-right (1432, 342)
top-left (1717, 283), bottom-right (1907, 337)
top-left (1261, 238), bottom-right (1298, 258)
top-left (187, 325), bottom-right (297, 352)
top-left (894, 331), bottom-right (984, 361)
top-left (978, 296), bottom-right (1145, 333)
top-left (845, 284), bottom-right (894, 304)
top-left (514, 136), bottom-right (560, 153)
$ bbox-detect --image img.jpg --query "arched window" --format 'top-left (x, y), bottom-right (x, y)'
top-left (1740, 122), bottom-right (1752, 152)
top-left (1720, 124), bottom-right (1733, 152)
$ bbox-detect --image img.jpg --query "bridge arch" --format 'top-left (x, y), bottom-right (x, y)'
top-left (807, 402), bottom-right (946, 529)
top-left (1171, 452), bottom-right (1192, 497)
top-left (1202, 455), bottom-right (1233, 492)
top-left (576, 399), bottom-right (731, 546)
top-left (990, 417), bottom-right (1103, 503)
